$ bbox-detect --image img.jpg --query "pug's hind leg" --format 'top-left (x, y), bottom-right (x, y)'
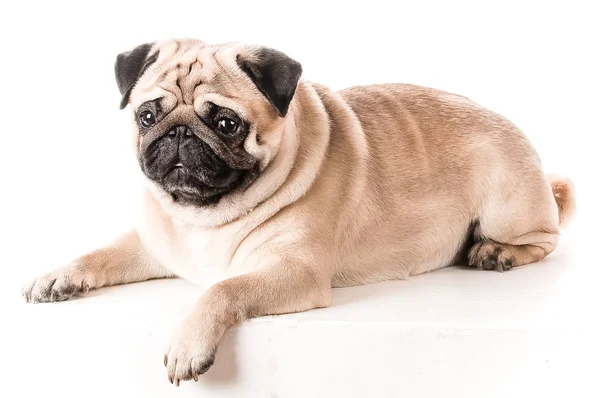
top-left (22, 230), bottom-right (172, 303)
top-left (467, 178), bottom-right (561, 272)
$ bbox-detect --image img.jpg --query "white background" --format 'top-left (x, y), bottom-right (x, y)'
top-left (1, 1), bottom-right (599, 397)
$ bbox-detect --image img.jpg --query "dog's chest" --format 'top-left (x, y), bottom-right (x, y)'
top-left (137, 209), bottom-right (255, 287)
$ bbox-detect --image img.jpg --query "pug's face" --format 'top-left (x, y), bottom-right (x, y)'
top-left (115, 39), bottom-right (302, 208)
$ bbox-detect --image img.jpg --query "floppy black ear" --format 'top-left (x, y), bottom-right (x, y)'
top-left (114, 43), bottom-right (158, 109)
top-left (236, 47), bottom-right (302, 117)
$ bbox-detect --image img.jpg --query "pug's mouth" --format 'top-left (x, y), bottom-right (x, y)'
top-left (162, 159), bottom-right (242, 187)
top-left (165, 162), bottom-right (185, 177)
top-left (151, 160), bottom-right (260, 207)
top-left (161, 169), bottom-right (240, 206)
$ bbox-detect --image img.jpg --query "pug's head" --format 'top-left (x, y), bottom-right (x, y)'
top-left (114, 39), bottom-right (302, 213)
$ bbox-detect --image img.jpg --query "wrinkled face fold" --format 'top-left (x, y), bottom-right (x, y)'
top-left (115, 39), bottom-right (302, 208)
top-left (136, 100), bottom-right (259, 206)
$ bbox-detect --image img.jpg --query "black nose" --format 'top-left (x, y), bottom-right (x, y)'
top-left (167, 125), bottom-right (194, 137)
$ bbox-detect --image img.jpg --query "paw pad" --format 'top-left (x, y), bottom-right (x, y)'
top-left (468, 242), bottom-right (515, 272)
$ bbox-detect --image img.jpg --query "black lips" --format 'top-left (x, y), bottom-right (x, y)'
top-left (140, 125), bottom-right (246, 206)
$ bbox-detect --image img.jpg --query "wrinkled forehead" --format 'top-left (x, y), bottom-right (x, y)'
top-left (130, 39), bottom-right (268, 119)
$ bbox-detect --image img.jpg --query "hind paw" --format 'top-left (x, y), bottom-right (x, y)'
top-left (468, 241), bottom-right (515, 272)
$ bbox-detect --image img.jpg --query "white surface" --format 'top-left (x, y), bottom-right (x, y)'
top-left (10, 232), bottom-right (600, 397)
top-left (2, 0), bottom-right (600, 397)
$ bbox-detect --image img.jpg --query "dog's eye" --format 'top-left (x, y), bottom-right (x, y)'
top-left (139, 110), bottom-right (156, 128)
top-left (216, 117), bottom-right (239, 135)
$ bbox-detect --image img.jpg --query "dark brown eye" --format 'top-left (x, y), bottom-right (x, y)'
top-left (139, 110), bottom-right (156, 128)
top-left (216, 117), bottom-right (239, 135)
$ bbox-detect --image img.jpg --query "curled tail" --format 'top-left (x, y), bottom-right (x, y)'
top-left (547, 174), bottom-right (576, 229)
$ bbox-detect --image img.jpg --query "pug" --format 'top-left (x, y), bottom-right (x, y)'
top-left (22, 38), bottom-right (575, 385)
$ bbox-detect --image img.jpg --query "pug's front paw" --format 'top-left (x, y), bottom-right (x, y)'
top-left (22, 267), bottom-right (91, 303)
top-left (164, 319), bottom-right (216, 386)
